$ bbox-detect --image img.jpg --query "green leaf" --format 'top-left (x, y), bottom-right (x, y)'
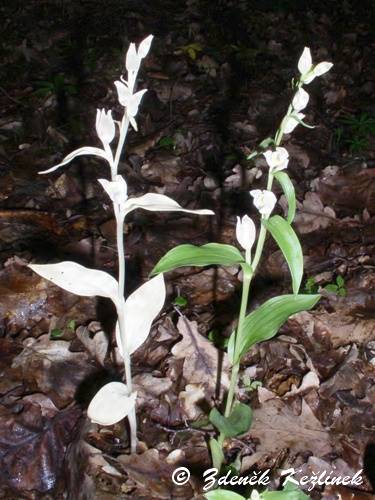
top-left (50, 328), bottom-right (63, 339)
top-left (150, 243), bottom-right (245, 276)
top-left (205, 490), bottom-right (245, 500)
top-left (336, 275), bottom-right (345, 288)
top-left (235, 294), bottom-right (320, 362)
top-left (209, 438), bottom-right (224, 472)
top-left (173, 295), bottom-right (188, 307)
top-left (209, 403), bottom-right (252, 438)
top-left (263, 215), bottom-right (303, 294)
top-left (324, 284), bottom-right (338, 293)
top-left (274, 172), bottom-right (296, 223)
top-left (67, 319), bottom-right (76, 331)
top-left (227, 331), bottom-right (236, 365)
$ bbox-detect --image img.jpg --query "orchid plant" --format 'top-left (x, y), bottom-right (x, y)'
top-left (151, 47), bottom-right (332, 494)
top-left (28, 35), bottom-right (213, 453)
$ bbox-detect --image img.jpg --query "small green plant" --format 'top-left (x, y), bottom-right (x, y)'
top-left (303, 276), bottom-right (319, 294)
top-left (173, 295), bottom-right (188, 307)
top-left (335, 112), bottom-right (375, 153)
top-left (157, 135), bottom-right (176, 150)
top-left (28, 36), bottom-right (213, 454)
top-left (304, 275), bottom-right (346, 296)
top-left (324, 275), bottom-right (347, 296)
top-left (152, 47), bottom-right (332, 496)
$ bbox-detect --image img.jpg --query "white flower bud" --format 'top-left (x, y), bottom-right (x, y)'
top-left (292, 87), bottom-right (309, 111)
top-left (95, 109), bottom-right (115, 146)
top-left (263, 147), bottom-right (289, 173)
top-left (250, 189), bottom-right (277, 218)
top-left (138, 35), bottom-right (153, 58)
top-left (298, 47), bottom-right (333, 84)
top-left (281, 113), bottom-right (305, 134)
top-left (114, 81), bottom-right (147, 120)
top-left (298, 47), bottom-right (312, 75)
top-left (125, 43), bottom-right (140, 74)
top-left (98, 175), bottom-right (128, 207)
top-left (236, 215), bottom-right (256, 251)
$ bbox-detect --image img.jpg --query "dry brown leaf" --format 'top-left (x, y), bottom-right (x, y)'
top-left (172, 316), bottom-right (229, 399)
top-left (293, 310), bottom-right (375, 348)
top-left (118, 448), bottom-right (195, 499)
top-left (11, 334), bottom-right (95, 407)
top-left (295, 192), bottom-right (336, 234)
top-left (249, 389), bottom-right (332, 458)
top-left (76, 323), bottom-right (109, 366)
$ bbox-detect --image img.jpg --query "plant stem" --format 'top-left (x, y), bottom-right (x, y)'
top-left (214, 78), bottom-right (303, 470)
top-left (216, 267), bottom-right (251, 454)
top-left (215, 173), bottom-right (274, 469)
top-left (115, 207), bottom-right (137, 453)
top-left (113, 115), bottom-right (130, 177)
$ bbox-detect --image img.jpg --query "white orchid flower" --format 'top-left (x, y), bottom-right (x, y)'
top-left (126, 43), bottom-right (141, 74)
top-left (281, 112), bottom-right (305, 134)
top-left (98, 175), bottom-right (128, 208)
top-left (263, 147), bottom-right (289, 173)
top-left (114, 78), bottom-right (147, 130)
top-left (236, 215), bottom-right (256, 253)
top-left (298, 47), bottom-right (312, 75)
top-left (39, 113), bottom-right (114, 175)
top-left (250, 189), bottom-right (277, 218)
top-left (96, 108), bottom-right (115, 146)
top-left (124, 35), bottom-right (153, 90)
top-left (298, 47), bottom-right (333, 84)
top-left (292, 87), bottom-right (309, 111)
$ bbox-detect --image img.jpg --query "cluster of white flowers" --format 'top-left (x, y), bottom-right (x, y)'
top-left (281, 47), bottom-right (332, 135)
top-left (235, 47), bottom-right (332, 261)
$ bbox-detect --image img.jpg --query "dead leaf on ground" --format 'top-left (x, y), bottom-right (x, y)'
top-left (11, 334), bottom-right (96, 407)
top-left (294, 192), bottom-right (336, 234)
top-left (0, 400), bottom-right (81, 495)
top-left (172, 315), bottom-right (229, 401)
top-left (118, 448), bottom-right (195, 499)
top-left (242, 388), bottom-right (332, 471)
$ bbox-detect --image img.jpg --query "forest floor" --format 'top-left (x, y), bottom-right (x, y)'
top-left (0, 0), bottom-right (374, 498)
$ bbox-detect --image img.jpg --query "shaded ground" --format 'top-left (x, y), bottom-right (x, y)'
top-left (0, 0), bottom-right (374, 498)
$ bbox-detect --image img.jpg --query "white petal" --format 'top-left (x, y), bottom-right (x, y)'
top-left (127, 89), bottom-right (148, 117)
top-left (128, 115), bottom-right (138, 131)
top-left (298, 47), bottom-right (312, 75)
top-left (98, 175), bottom-right (128, 206)
top-left (114, 80), bottom-right (131, 107)
top-left (281, 113), bottom-right (305, 134)
top-left (313, 61), bottom-right (333, 77)
top-left (138, 34), bottom-right (153, 58)
top-left (126, 43), bottom-right (140, 73)
top-left (122, 193), bottom-right (214, 217)
top-left (120, 274), bottom-right (166, 355)
top-left (236, 215), bottom-right (256, 251)
top-left (28, 261), bottom-right (119, 304)
top-left (87, 382), bottom-right (136, 425)
top-left (96, 109), bottom-right (115, 145)
top-left (292, 87), bottom-right (309, 111)
top-left (263, 147), bottom-right (289, 172)
top-left (38, 146), bottom-right (108, 174)
top-left (250, 189), bottom-right (277, 217)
